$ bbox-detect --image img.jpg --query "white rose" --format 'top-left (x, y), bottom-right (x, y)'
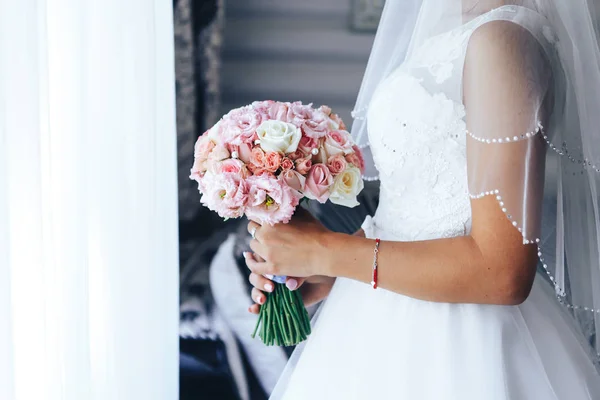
top-left (329, 166), bottom-right (364, 208)
top-left (256, 120), bottom-right (302, 153)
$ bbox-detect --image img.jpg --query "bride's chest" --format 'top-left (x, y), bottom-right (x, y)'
top-left (367, 70), bottom-right (468, 185)
top-left (366, 69), bottom-right (472, 238)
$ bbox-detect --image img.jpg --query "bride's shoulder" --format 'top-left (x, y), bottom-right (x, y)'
top-left (465, 19), bottom-right (548, 75)
top-left (468, 19), bottom-right (541, 57)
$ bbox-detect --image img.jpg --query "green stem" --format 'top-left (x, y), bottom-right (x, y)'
top-left (281, 287), bottom-right (302, 339)
top-left (251, 306), bottom-right (263, 339)
top-left (292, 289), bottom-right (311, 336)
top-left (273, 286), bottom-right (290, 345)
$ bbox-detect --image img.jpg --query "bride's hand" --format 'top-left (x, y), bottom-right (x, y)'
top-left (245, 208), bottom-right (333, 279)
top-left (244, 252), bottom-right (335, 314)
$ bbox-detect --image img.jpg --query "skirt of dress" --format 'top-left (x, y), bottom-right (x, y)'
top-left (269, 233), bottom-right (600, 399)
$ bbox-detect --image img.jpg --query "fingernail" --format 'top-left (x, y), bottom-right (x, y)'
top-left (256, 296), bottom-right (264, 304)
top-left (264, 283), bottom-right (273, 292)
top-left (265, 274), bottom-right (274, 279)
top-left (243, 252), bottom-right (250, 258)
top-left (286, 279), bottom-right (298, 291)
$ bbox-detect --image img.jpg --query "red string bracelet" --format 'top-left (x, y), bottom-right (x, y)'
top-left (371, 238), bottom-right (381, 289)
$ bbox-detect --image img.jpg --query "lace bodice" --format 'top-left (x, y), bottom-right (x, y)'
top-left (365, 29), bottom-right (473, 242)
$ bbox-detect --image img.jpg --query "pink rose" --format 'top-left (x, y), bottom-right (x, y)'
top-left (245, 174), bottom-right (300, 225)
top-left (213, 158), bottom-right (250, 179)
top-left (221, 107), bottom-right (262, 145)
top-left (250, 147), bottom-right (266, 168)
top-left (327, 154), bottom-right (347, 175)
top-left (268, 102), bottom-right (291, 122)
top-left (281, 157), bottom-right (294, 171)
top-left (301, 110), bottom-right (329, 139)
top-left (286, 102), bottom-right (314, 127)
top-left (264, 151), bottom-right (283, 173)
top-left (295, 157), bottom-right (312, 175)
top-left (200, 173), bottom-right (249, 219)
top-left (324, 130), bottom-right (353, 156)
top-left (297, 135), bottom-right (319, 155)
top-left (194, 133), bottom-right (216, 159)
top-left (234, 142), bottom-right (253, 164)
top-left (209, 144), bottom-right (230, 162)
top-left (287, 150), bottom-right (305, 161)
top-left (279, 169), bottom-right (306, 194)
top-left (304, 164), bottom-right (333, 203)
top-left (345, 145), bottom-right (365, 173)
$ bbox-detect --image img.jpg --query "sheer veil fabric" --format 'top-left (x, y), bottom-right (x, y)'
top-left (352, 0), bottom-right (600, 359)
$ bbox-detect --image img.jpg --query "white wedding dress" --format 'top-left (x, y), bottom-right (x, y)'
top-left (271, 7), bottom-right (600, 400)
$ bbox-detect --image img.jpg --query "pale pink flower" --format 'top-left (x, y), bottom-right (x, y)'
top-left (268, 102), bottom-right (291, 122)
top-left (209, 144), bottom-right (231, 162)
top-left (297, 135), bottom-right (319, 155)
top-left (327, 154), bottom-right (347, 175)
top-left (281, 157), bottom-right (294, 171)
top-left (324, 130), bottom-right (353, 156)
top-left (252, 100), bottom-right (275, 115)
top-left (295, 157), bottom-right (312, 175)
top-left (235, 142), bottom-right (253, 164)
top-left (311, 144), bottom-right (329, 165)
top-left (319, 105), bottom-right (332, 116)
top-left (301, 110), bottom-right (329, 139)
top-left (200, 173), bottom-right (249, 219)
top-left (346, 145), bottom-right (366, 173)
top-left (214, 158), bottom-right (250, 179)
top-left (304, 163), bottom-right (333, 203)
top-left (246, 174), bottom-right (299, 225)
top-left (190, 157), bottom-right (208, 182)
top-left (279, 169), bottom-right (306, 194)
top-left (221, 107), bottom-right (262, 145)
top-left (194, 133), bottom-right (216, 159)
top-left (286, 102), bottom-right (314, 127)
top-left (250, 147), bottom-right (266, 169)
top-left (287, 150), bottom-right (305, 161)
top-left (264, 151), bottom-right (283, 173)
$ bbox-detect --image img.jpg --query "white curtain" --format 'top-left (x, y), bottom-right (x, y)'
top-left (0, 1), bottom-right (179, 399)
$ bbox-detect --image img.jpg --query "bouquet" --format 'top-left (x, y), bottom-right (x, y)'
top-left (190, 100), bottom-right (365, 346)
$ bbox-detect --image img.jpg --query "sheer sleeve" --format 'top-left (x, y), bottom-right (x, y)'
top-left (464, 21), bottom-right (552, 245)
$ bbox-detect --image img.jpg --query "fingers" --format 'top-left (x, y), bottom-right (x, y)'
top-left (249, 272), bottom-right (274, 293)
top-left (285, 276), bottom-right (306, 291)
top-left (247, 220), bottom-right (262, 241)
top-left (252, 287), bottom-right (267, 305)
top-left (248, 303), bottom-right (260, 314)
top-left (244, 249), bottom-right (272, 275)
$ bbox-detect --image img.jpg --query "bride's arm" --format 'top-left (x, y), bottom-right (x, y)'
top-left (247, 22), bottom-right (547, 306)
top-left (325, 195), bottom-right (538, 305)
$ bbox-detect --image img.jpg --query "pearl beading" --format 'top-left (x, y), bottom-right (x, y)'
top-left (540, 133), bottom-right (600, 173)
top-left (467, 121), bottom-right (600, 173)
top-left (470, 190), bottom-right (600, 324)
top-left (466, 122), bottom-right (543, 144)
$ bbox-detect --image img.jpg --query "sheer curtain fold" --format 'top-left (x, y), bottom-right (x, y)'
top-left (0, 1), bottom-right (179, 399)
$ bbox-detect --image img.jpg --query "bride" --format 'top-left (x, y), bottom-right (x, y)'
top-left (244, 1), bottom-right (600, 398)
